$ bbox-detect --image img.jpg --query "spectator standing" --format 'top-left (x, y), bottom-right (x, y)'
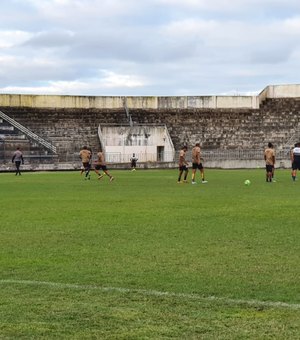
top-left (12, 146), bottom-right (24, 176)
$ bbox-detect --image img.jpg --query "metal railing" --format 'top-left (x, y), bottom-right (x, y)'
top-left (282, 125), bottom-right (300, 150)
top-left (0, 146), bottom-right (292, 166)
top-left (198, 149), bottom-right (291, 161)
top-left (0, 110), bottom-right (57, 154)
top-left (60, 149), bottom-right (292, 164)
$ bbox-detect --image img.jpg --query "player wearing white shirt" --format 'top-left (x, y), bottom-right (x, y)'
top-left (291, 143), bottom-right (300, 181)
top-left (130, 153), bottom-right (138, 171)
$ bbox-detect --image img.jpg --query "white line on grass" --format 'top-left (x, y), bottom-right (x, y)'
top-left (1, 279), bottom-right (300, 311)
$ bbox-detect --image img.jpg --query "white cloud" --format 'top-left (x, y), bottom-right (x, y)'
top-left (155, 0), bottom-right (300, 11)
top-left (1, 0), bottom-right (300, 95)
top-left (25, 0), bottom-right (140, 22)
top-left (0, 71), bottom-right (146, 95)
top-left (100, 71), bottom-right (145, 88)
top-left (0, 30), bottom-right (32, 48)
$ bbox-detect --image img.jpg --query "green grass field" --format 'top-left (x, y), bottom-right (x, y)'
top-left (0, 169), bottom-right (299, 339)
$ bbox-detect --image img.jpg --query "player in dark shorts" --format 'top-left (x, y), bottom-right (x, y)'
top-left (264, 142), bottom-right (275, 182)
top-left (291, 142), bottom-right (300, 181)
top-left (130, 153), bottom-right (138, 171)
top-left (94, 151), bottom-right (114, 182)
top-left (79, 146), bottom-right (92, 180)
top-left (191, 143), bottom-right (207, 184)
top-left (178, 146), bottom-right (189, 183)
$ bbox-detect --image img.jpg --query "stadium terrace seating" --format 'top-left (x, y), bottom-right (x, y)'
top-left (130, 97), bottom-right (300, 151)
top-left (1, 97), bottom-right (300, 166)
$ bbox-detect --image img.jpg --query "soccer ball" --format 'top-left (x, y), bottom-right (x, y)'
top-left (244, 179), bottom-right (251, 186)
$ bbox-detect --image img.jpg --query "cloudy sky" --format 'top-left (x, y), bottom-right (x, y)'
top-left (0, 0), bottom-right (300, 96)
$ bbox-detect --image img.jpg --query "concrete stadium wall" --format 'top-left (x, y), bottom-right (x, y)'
top-left (0, 93), bottom-right (259, 109)
top-left (1, 84), bottom-right (299, 111)
top-left (259, 84), bottom-right (300, 103)
top-left (1, 84), bottom-right (299, 110)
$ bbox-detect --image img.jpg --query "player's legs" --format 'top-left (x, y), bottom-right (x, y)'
top-left (191, 169), bottom-right (197, 183)
top-left (105, 170), bottom-right (114, 181)
top-left (101, 165), bottom-right (114, 181)
top-left (268, 170), bottom-right (272, 182)
top-left (85, 167), bottom-right (91, 179)
top-left (291, 162), bottom-right (298, 181)
top-left (200, 165), bottom-right (207, 183)
top-left (80, 163), bottom-right (85, 176)
top-left (266, 164), bottom-right (273, 182)
top-left (103, 170), bottom-right (113, 180)
top-left (269, 165), bottom-right (274, 182)
top-left (292, 169), bottom-right (297, 181)
top-left (131, 161), bottom-right (136, 170)
top-left (82, 162), bottom-right (90, 179)
top-left (183, 168), bottom-right (189, 182)
top-left (94, 164), bottom-right (104, 179)
top-left (200, 169), bottom-right (206, 183)
top-left (198, 163), bottom-right (207, 183)
top-left (178, 169), bottom-right (183, 183)
top-left (191, 163), bottom-right (197, 183)
top-left (15, 161), bottom-right (21, 175)
top-left (266, 165), bottom-right (273, 182)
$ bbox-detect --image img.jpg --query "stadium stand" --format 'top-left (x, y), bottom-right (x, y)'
top-left (0, 85), bottom-right (300, 170)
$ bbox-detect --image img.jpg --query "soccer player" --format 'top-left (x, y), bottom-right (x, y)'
top-left (177, 146), bottom-right (189, 183)
top-left (12, 146), bottom-right (24, 176)
top-left (94, 150), bottom-right (114, 182)
top-left (291, 142), bottom-right (300, 181)
top-left (264, 142), bottom-right (276, 182)
top-left (191, 142), bottom-right (207, 184)
top-left (130, 153), bottom-right (138, 171)
top-left (79, 146), bottom-right (92, 180)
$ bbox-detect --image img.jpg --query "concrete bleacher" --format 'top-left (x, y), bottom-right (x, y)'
top-left (0, 84), bottom-right (300, 170)
top-left (0, 107), bottom-right (128, 165)
top-left (130, 97), bottom-right (300, 153)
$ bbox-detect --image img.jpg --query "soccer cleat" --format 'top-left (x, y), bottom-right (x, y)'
top-left (202, 180), bottom-right (208, 184)
top-left (177, 181), bottom-right (183, 184)
top-left (192, 181), bottom-right (197, 184)
top-left (98, 174), bottom-right (104, 180)
top-left (183, 180), bottom-right (188, 183)
top-left (110, 176), bottom-right (114, 182)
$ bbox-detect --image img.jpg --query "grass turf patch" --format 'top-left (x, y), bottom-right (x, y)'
top-left (0, 169), bottom-right (299, 338)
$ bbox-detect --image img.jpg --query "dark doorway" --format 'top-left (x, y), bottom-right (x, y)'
top-left (157, 146), bottom-right (164, 161)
